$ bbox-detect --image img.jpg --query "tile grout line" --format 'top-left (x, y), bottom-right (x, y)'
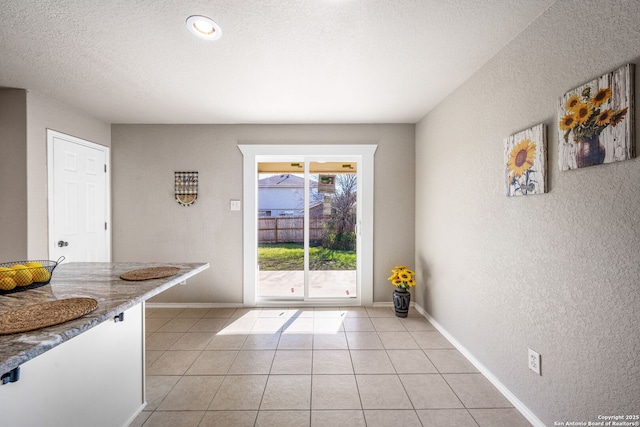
top-left (143, 309), bottom-right (184, 425)
top-left (417, 345), bottom-right (480, 426)
top-left (379, 317), bottom-right (427, 426)
top-left (140, 305), bottom-right (494, 426)
top-left (346, 330), bottom-right (366, 421)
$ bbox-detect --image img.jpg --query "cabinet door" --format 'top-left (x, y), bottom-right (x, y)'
top-left (0, 303), bottom-right (144, 427)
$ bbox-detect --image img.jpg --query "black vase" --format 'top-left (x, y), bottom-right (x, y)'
top-left (393, 288), bottom-right (411, 318)
top-left (576, 134), bottom-right (605, 168)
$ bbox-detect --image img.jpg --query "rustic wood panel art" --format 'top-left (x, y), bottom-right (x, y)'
top-left (558, 64), bottom-right (635, 170)
top-left (505, 124), bottom-right (547, 197)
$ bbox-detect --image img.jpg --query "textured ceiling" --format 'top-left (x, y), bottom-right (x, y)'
top-left (0, 0), bottom-right (556, 124)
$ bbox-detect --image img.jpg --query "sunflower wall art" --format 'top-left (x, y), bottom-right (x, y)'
top-left (558, 64), bottom-right (635, 170)
top-left (504, 124), bottom-right (547, 197)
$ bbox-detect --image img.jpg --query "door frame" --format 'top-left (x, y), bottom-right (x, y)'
top-left (239, 144), bottom-right (377, 307)
top-left (47, 129), bottom-right (111, 261)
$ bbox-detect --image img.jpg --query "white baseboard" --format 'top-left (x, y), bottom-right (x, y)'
top-left (372, 301), bottom-right (393, 307)
top-left (146, 302), bottom-right (244, 309)
top-left (149, 302), bottom-right (388, 309)
top-left (123, 402), bottom-right (147, 427)
top-left (412, 303), bottom-right (545, 427)
top-left (372, 301), bottom-right (414, 308)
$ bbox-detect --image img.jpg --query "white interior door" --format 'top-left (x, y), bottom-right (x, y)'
top-left (48, 130), bottom-right (110, 262)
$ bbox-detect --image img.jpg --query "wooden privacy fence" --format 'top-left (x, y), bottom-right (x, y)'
top-left (259, 216), bottom-right (327, 243)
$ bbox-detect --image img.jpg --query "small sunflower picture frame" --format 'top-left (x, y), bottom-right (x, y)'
top-left (504, 124), bottom-right (547, 197)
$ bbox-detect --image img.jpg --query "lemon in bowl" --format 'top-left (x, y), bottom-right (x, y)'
top-left (0, 277), bottom-right (17, 291)
top-left (31, 267), bottom-right (51, 283)
top-left (0, 267), bottom-right (16, 279)
top-left (11, 264), bottom-right (34, 286)
top-left (25, 261), bottom-right (43, 268)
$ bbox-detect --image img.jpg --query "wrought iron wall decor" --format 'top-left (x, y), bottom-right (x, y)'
top-left (175, 171), bottom-right (198, 206)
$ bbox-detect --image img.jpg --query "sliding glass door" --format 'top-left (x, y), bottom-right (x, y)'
top-left (308, 162), bottom-right (357, 299)
top-left (257, 159), bottom-right (358, 301)
top-left (239, 144), bottom-right (376, 307)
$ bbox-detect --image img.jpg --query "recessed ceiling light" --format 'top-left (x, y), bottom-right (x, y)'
top-left (186, 15), bottom-right (221, 40)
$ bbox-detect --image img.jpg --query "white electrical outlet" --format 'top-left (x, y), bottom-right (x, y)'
top-left (528, 348), bottom-right (541, 375)
top-left (230, 200), bottom-right (241, 211)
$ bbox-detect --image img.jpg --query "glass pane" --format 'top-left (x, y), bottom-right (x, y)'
top-left (308, 162), bottom-right (357, 298)
top-left (257, 163), bottom-right (306, 298)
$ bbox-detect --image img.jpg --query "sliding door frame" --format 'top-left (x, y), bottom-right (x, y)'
top-left (239, 144), bottom-right (377, 307)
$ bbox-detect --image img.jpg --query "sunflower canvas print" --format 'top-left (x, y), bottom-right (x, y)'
top-left (558, 64), bottom-right (635, 170)
top-left (504, 124), bottom-right (546, 197)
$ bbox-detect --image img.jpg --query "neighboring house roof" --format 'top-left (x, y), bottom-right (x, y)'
top-left (258, 175), bottom-right (324, 214)
top-left (258, 175), bottom-right (318, 188)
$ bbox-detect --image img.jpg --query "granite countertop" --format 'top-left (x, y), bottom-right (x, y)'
top-left (0, 262), bottom-right (209, 376)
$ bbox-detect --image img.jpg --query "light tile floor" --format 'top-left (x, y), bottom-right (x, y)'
top-left (130, 306), bottom-right (532, 427)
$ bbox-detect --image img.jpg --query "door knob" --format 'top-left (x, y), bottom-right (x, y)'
top-left (57, 240), bottom-right (69, 247)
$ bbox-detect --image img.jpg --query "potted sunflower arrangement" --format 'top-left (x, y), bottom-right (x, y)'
top-left (387, 265), bottom-right (415, 317)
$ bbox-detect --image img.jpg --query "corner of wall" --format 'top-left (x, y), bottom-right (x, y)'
top-left (0, 89), bottom-right (28, 260)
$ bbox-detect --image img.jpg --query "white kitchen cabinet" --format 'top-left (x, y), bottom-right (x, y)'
top-left (0, 303), bottom-right (145, 427)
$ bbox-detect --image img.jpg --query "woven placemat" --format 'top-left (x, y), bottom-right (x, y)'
top-left (0, 298), bottom-right (98, 335)
top-left (120, 266), bottom-right (181, 281)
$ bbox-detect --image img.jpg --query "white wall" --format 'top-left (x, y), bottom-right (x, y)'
top-left (111, 124), bottom-right (415, 304)
top-left (415, 0), bottom-right (640, 424)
